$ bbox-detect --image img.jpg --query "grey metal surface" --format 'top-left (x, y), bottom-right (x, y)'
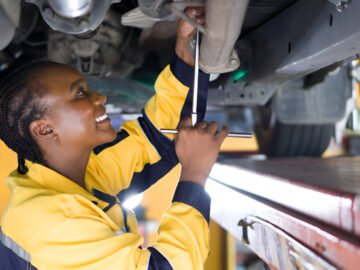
top-left (0, 0), bottom-right (20, 50)
top-left (241, 0), bottom-right (360, 83)
top-left (124, 0), bottom-right (298, 33)
top-left (126, 0), bottom-right (249, 74)
top-left (48, 10), bottom-right (142, 77)
top-left (274, 65), bottom-right (350, 124)
top-left (349, 135), bottom-right (360, 156)
top-left (241, 0), bottom-right (298, 34)
top-left (47, 0), bottom-right (93, 18)
top-left (216, 157), bottom-right (360, 194)
top-left (122, 1), bottom-right (203, 30)
top-left (327, 0), bottom-right (352, 12)
top-left (208, 80), bottom-right (278, 106)
top-left (199, 0), bottom-right (249, 73)
top-left (121, 7), bottom-right (168, 29)
top-left (138, 0), bottom-right (171, 19)
top-left (26, 0), bottom-right (120, 34)
top-left (0, 0), bottom-right (20, 26)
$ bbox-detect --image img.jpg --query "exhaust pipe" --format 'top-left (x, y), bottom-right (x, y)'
top-left (200, 0), bottom-right (249, 74)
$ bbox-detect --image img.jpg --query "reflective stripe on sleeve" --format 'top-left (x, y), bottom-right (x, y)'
top-left (0, 227), bottom-right (31, 263)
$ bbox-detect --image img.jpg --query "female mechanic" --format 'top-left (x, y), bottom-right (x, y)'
top-left (0, 8), bottom-right (228, 270)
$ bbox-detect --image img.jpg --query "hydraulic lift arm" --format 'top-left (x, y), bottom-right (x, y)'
top-left (206, 157), bottom-right (360, 269)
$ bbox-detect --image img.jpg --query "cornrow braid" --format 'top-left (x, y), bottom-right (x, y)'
top-left (0, 61), bottom-right (56, 174)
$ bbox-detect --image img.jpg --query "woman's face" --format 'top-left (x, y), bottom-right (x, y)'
top-left (35, 64), bottom-right (117, 151)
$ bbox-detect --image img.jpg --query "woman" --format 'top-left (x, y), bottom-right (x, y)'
top-left (0, 8), bottom-right (228, 270)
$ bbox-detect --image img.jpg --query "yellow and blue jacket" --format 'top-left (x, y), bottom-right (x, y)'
top-left (0, 55), bottom-right (210, 270)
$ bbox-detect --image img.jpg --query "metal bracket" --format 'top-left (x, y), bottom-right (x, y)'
top-left (237, 218), bottom-right (254, 245)
top-left (208, 80), bottom-right (278, 106)
top-left (128, 0), bottom-right (206, 32)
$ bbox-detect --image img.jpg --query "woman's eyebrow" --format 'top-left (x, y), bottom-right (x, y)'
top-left (69, 78), bottom-right (86, 93)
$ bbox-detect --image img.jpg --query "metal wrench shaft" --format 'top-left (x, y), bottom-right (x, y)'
top-left (160, 29), bottom-right (252, 139)
top-left (191, 29), bottom-right (200, 126)
top-left (160, 129), bottom-right (253, 138)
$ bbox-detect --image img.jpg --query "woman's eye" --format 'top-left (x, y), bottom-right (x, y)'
top-left (76, 87), bottom-right (87, 97)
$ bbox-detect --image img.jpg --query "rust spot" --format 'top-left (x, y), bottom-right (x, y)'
top-left (315, 242), bottom-right (326, 252)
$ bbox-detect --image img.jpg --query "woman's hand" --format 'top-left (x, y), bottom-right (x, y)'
top-left (175, 7), bottom-right (205, 67)
top-left (175, 117), bottom-right (228, 186)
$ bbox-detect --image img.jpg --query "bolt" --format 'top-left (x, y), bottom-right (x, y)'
top-left (336, 0), bottom-right (351, 12)
top-left (230, 58), bottom-right (238, 66)
top-left (14, 50), bottom-right (23, 59)
top-left (78, 19), bottom-right (89, 29)
top-left (43, 7), bottom-right (54, 19)
top-left (190, 39), bottom-right (196, 50)
top-left (105, 70), bottom-right (113, 77)
top-left (0, 63), bottom-right (9, 71)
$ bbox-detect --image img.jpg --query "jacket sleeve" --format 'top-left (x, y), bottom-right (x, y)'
top-left (91, 55), bottom-right (210, 200)
top-left (21, 182), bottom-right (211, 270)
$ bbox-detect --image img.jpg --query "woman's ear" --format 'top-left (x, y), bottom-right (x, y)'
top-left (29, 120), bottom-right (57, 141)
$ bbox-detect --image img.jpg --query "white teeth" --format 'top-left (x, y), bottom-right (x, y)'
top-left (96, 113), bottom-right (108, 123)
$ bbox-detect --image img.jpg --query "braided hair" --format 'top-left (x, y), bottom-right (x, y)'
top-left (0, 61), bottom-right (56, 174)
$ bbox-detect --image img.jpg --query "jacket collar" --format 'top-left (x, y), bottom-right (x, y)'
top-left (19, 161), bottom-right (98, 202)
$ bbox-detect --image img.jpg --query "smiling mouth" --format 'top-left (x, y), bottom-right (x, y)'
top-left (96, 113), bottom-right (109, 123)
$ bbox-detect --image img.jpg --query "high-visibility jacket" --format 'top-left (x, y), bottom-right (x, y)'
top-left (0, 55), bottom-right (210, 270)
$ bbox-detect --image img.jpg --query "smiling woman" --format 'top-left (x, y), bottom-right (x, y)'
top-left (0, 61), bottom-right (118, 187)
top-left (0, 7), bottom-right (228, 270)
top-left (25, 63), bottom-right (118, 187)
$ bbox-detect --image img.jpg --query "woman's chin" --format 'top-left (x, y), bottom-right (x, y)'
top-left (106, 128), bottom-right (118, 142)
top-left (97, 128), bottom-right (118, 145)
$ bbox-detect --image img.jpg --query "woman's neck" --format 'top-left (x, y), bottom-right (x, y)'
top-left (44, 150), bottom-right (91, 189)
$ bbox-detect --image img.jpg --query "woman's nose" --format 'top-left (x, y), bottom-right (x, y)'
top-left (93, 92), bottom-right (107, 105)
